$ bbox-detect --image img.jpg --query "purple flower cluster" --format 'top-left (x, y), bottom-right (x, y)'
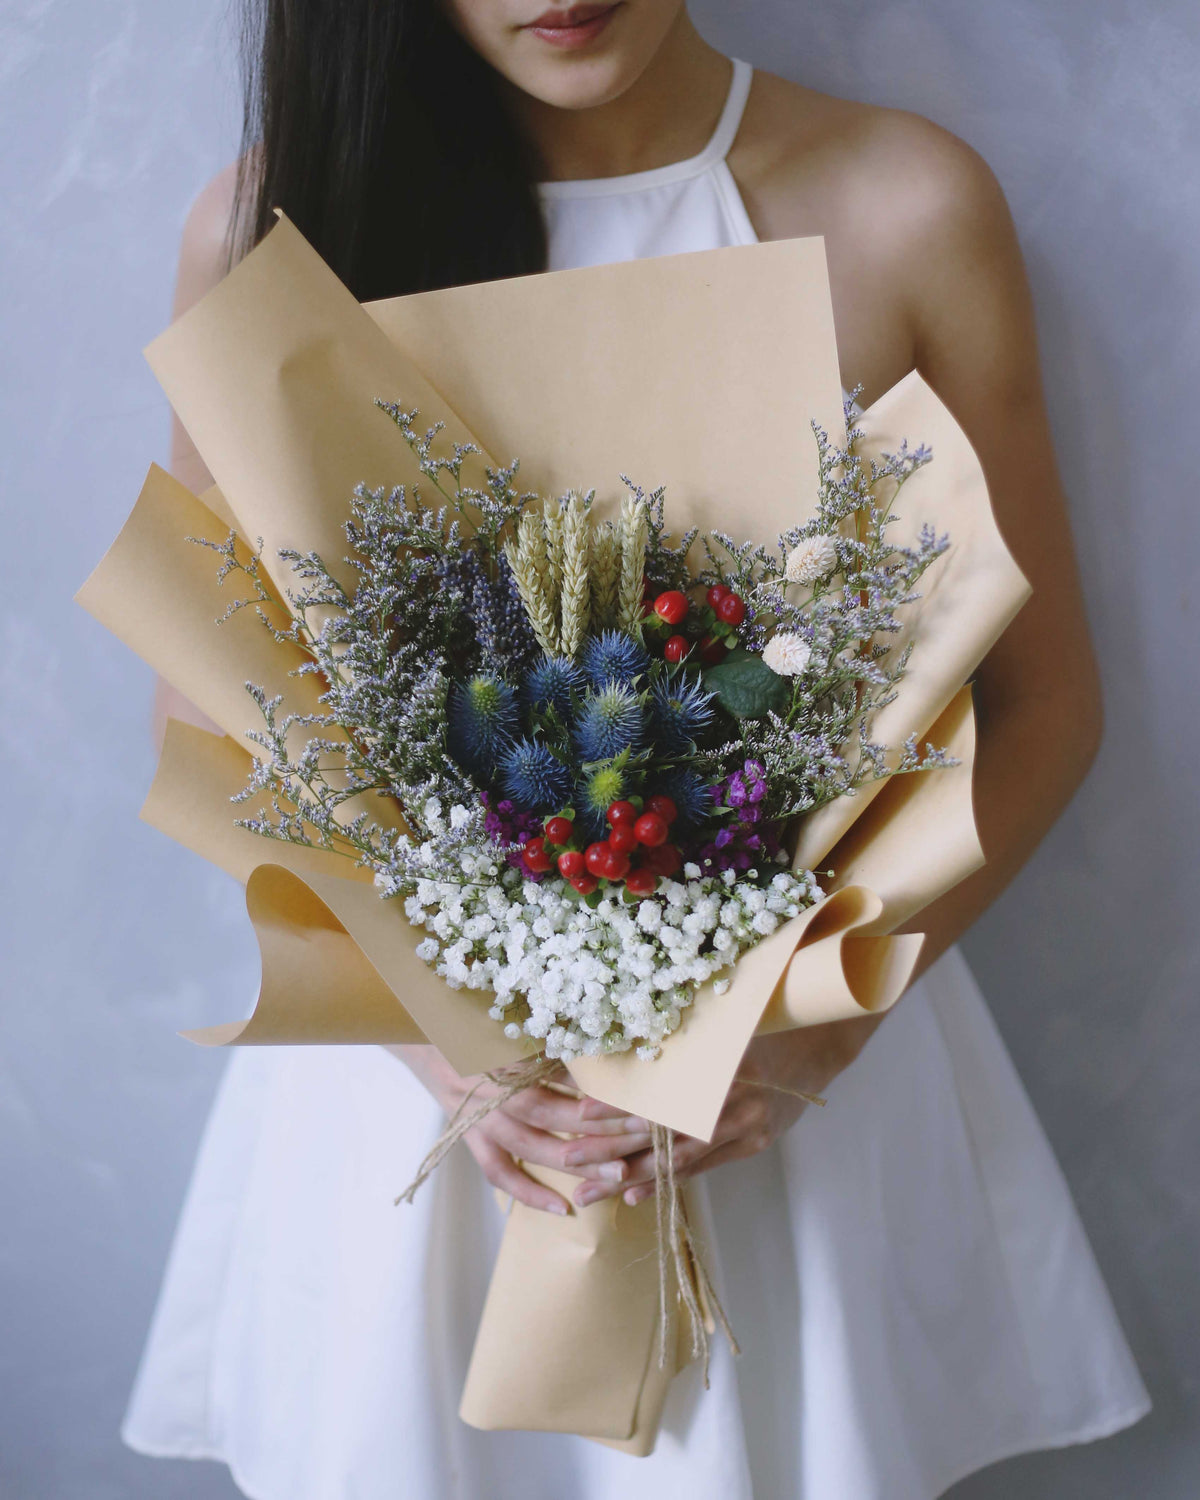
top-left (691, 759), bottom-right (785, 877)
top-left (437, 551), bottom-right (540, 679)
top-left (480, 792), bottom-right (546, 877)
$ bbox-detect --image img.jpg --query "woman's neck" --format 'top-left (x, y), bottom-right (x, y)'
top-left (506, 16), bottom-right (732, 183)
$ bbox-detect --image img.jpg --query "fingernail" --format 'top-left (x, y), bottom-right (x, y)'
top-left (623, 1116), bottom-right (651, 1133)
top-left (623, 1187), bottom-right (642, 1206)
top-left (576, 1186), bottom-right (604, 1206)
top-left (546, 1200), bottom-right (569, 1216)
top-left (597, 1161), bottom-right (625, 1182)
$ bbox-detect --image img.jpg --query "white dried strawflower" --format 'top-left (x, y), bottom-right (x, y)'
top-left (762, 631), bottom-right (813, 677)
top-left (784, 533), bottom-right (838, 585)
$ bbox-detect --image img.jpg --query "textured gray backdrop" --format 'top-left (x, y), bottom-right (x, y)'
top-left (1, 2), bottom-right (1196, 1496)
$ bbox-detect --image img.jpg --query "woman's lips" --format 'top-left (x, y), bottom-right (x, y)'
top-left (523, 3), bottom-right (621, 49)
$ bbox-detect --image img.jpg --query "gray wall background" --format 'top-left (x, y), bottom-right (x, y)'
top-left (1, 1), bottom-right (1196, 1496)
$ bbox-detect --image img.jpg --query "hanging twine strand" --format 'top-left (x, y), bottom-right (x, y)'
top-left (393, 1054), bottom-right (561, 1207)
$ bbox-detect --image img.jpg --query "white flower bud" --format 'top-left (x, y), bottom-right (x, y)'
top-left (784, 533), bottom-right (838, 584)
top-left (762, 631), bottom-right (813, 677)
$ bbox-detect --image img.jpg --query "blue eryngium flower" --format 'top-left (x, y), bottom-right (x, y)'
top-left (446, 674), bottom-right (519, 780)
top-left (521, 653), bottom-right (585, 721)
top-left (499, 739), bottom-right (574, 814)
top-left (650, 768), bottom-right (716, 833)
top-left (574, 682), bottom-right (644, 762)
top-left (581, 630), bottom-right (650, 690)
top-left (647, 672), bottom-right (716, 754)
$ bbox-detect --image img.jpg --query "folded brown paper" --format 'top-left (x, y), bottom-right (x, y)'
top-left (78, 215), bottom-right (1030, 1453)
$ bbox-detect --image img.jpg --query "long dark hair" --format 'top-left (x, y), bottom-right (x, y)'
top-left (233, 1), bottom-right (548, 300)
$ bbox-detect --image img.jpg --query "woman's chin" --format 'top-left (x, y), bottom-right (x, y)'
top-left (506, 51), bottom-right (645, 112)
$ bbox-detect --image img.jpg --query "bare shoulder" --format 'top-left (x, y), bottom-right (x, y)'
top-left (731, 70), bottom-right (1028, 398)
top-left (734, 70), bottom-right (1012, 253)
top-left (173, 160), bottom-right (242, 317)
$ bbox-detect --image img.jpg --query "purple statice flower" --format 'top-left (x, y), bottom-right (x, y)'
top-left (690, 758), bottom-right (786, 878)
top-left (480, 791), bottom-right (547, 878)
top-left (436, 551), bottom-right (540, 679)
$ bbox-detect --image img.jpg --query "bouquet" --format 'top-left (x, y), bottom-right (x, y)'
top-left (78, 217), bottom-right (1030, 1451)
top-left (210, 397), bottom-right (950, 1067)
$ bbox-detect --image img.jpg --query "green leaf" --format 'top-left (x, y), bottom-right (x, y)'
top-left (701, 647), bottom-right (788, 721)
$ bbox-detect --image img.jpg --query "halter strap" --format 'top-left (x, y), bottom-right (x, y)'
top-left (537, 59), bottom-right (754, 198)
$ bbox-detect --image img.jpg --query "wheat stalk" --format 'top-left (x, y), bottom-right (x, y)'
top-left (590, 521), bottom-right (622, 630)
top-left (559, 492), bottom-right (592, 659)
top-left (504, 510), bottom-right (559, 654)
top-left (617, 494), bottom-right (649, 635)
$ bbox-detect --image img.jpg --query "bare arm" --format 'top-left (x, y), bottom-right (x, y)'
top-left (895, 135), bottom-right (1102, 968)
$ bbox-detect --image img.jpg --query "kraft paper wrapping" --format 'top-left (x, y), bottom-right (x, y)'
top-left (78, 215), bottom-right (1030, 1452)
top-left (458, 1169), bottom-right (689, 1453)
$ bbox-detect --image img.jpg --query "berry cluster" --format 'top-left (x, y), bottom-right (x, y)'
top-left (521, 795), bottom-right (684, 896)
top-left (644, 583), bottom-right (746, 667)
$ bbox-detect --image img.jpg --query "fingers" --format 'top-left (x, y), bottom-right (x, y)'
top-left (465, 1134), bottom-right (569, 1216)
top-left (575, 1146), bottom-right (655, 1206)
top-left (572, 1089), bottom-right (774, 1207)
top-left (503, 1086), bottom-right (648, 1138)
top-left (578, 1095), bottom-right (640, 1124)
top-left (483, 1110), bottom-right (650, 1182)
top-left (623, 1136), bottom-right (764, 1204)
top-left (561, 1128), bottom-right (654, 1169)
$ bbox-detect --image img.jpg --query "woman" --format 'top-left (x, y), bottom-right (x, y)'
top-left (127, 3), bottom-right (1150, 1496)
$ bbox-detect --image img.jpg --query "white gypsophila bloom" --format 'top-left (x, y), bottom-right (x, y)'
top-left (762, 631), bottom-right (813, 677)
top-left (784, 532), bottom-right (839, 584)
top-left (388, 826), bottom-right (818, 1059)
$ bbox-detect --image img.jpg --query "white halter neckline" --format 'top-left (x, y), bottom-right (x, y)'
top-left (537, 58), bottom-right (753, 200)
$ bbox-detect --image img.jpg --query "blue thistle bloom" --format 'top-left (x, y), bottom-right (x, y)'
top-left (521, 654), bottom-right (586, 722)
top-left (574, 683), bottom-right (644, 763)
top-left (581, 630), bottom-right (650, 690)
top-left (647, 673), bottom-right (716, 754)
top-left (446, 675), bottom-right (519, 780)
top-left (650, 768), bottom-right (716, 833)
top-left (499, 739), bottom-right (574, 814)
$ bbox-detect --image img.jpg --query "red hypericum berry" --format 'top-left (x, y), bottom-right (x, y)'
top-left (544, 816), bottom-right (573, 847)
top-left (557, 849), bottom-right (585, 879)
top-left (599, 847), bottom-right (630, 880)
top-left (653, 590), bottom-right (689, 627)
top-left (624, 867), bottom-right (658, 896)
top-left (584, 841), bottom-right (611, 876)
top-left (522, 836), bottom-right (552, 872)
top-left (633, 812), bottom-right (669, 847)
top-left (644, 842), bottom-right (682, 877)
top-left (606, 800), bottom-right (637, 827)
top-left (644, 794), bottom-right (678, 825)
top-left (663, 634), bottom-right (690, 664)
top-left (716, 592), bottom-right (746, 626)
top-left (570, 873), bottom-right (598, 895)
top-left (706, 583), bottom-right (730, 609)
top-left (700, 634), bottom-right (728, 666)
top-left (608, 823), bottom-right (638, 855)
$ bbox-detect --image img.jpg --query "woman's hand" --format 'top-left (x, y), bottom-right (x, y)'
top-left (569, 1015), bottom-right (884, 1209)
top-left (391, 1044), bottom-right (654, 1215)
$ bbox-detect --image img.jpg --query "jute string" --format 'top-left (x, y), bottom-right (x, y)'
top-left (395, 1054), bottom-right (827, 1379)
top-left (394, 1054), bottom-right (561, 1207)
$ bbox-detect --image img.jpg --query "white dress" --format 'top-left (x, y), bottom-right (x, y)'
top-left (123, 59), bottom-right (1150, 1500)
